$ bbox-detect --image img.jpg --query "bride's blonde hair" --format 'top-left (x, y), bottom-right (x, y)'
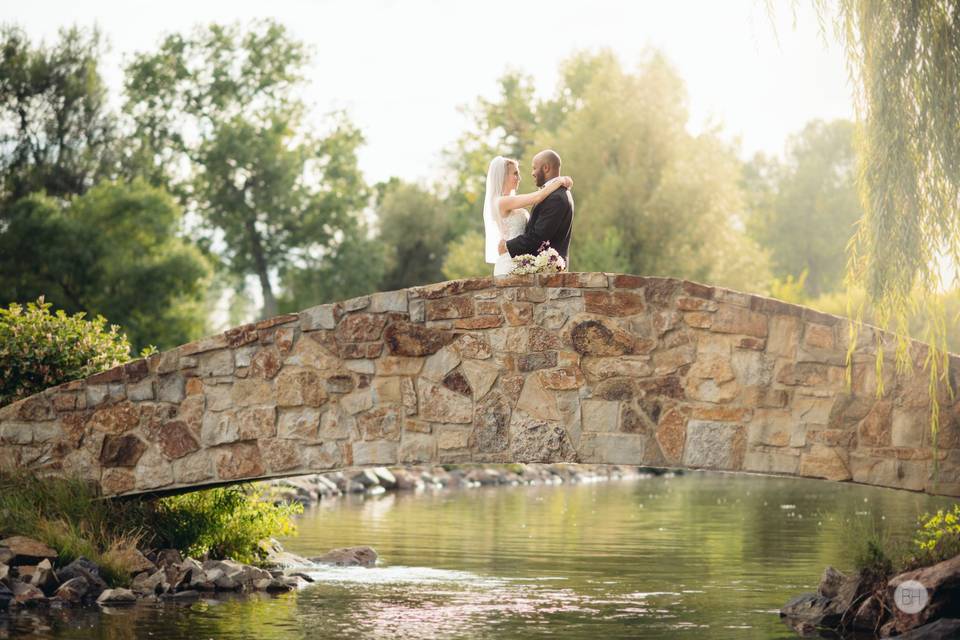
top-left (501, 157), bottom-right (519, 195)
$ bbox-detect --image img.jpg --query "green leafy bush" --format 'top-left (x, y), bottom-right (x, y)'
top-left (0, 297), bottom-right (131, 406)
top-left (146, 485), bottom-right (302, 564)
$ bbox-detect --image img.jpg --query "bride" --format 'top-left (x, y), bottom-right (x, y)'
top-left (483, 156), bottom-right (572, 276)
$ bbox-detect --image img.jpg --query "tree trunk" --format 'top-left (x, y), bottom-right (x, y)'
top-left (245, 217), bottom-right (277, 319)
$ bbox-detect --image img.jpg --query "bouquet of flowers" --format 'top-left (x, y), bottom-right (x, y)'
top-left (511, 241), bottom-right (566, 275)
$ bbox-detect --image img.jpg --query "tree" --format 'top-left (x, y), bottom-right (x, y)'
top-left (0, 25), bottom-right (117, 204)
top-left (815, 2), bottom-right (960, 356)
top-left (442, 231), bottom-right (489, 280)
top-left (376, 180), bottom-right (455, 290)
top-left (0, 180), bottom-right (211, 350)
top-left (745, 119), bottom-right (863, 297)
top-left (532, 51), bottom-right (771, 292)
top-left (124, 20), bottom-right (369, 318)
top-left (277, 225), bottom-right (385, 313)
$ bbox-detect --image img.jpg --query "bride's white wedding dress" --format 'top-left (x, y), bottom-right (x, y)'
top-left (493, 208), bottom-right (529, 276)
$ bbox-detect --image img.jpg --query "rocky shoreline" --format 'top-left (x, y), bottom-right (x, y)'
top-left (0, 533), bottom-right (381, 612)
top-left (1, 463), bottom-right (660, 615)
top-left (258, 462), bottom-right (667, 506)
top-left (780, 559), bottom-right (960, 638)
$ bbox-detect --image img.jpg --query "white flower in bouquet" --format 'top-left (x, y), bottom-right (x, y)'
top-left (510, 241), bottom-right (565, 275)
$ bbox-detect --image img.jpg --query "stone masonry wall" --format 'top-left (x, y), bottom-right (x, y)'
top-left (2, 273), bottom-right (959, 497)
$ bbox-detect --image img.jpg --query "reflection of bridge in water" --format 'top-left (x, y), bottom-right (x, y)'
top-left (2, 273), bottom-right (958, 498)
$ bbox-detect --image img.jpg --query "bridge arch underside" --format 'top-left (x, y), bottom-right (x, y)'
top-left (2, 273), bottom-right (959, 498)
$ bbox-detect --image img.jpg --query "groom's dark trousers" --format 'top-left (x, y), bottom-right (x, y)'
top-left (505, 186), bottom-right (575, 265)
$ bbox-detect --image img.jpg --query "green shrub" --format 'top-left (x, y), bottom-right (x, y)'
top-left (0, 297), bottom-right (131, 406)
top-left (146, 485), bottom-right (303, 565)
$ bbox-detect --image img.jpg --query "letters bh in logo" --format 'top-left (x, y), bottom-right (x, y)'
top-left (893, 580), bottom-right (929, 614)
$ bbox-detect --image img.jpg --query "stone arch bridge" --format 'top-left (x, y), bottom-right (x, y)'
top-left (2, 273), bottom-right (959, 498)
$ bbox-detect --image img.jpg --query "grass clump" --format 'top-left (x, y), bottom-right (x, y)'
top-left (0, 470), bottom-right (145, 586)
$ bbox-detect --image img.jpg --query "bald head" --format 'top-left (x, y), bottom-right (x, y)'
top-left (532, 149), bottom-right (562, 187)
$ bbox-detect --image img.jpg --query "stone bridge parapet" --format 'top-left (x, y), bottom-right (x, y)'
top-left (2, 273), bottom-right (959, 497)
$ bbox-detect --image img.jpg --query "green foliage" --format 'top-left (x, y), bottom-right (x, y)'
top-left (911, 505), bottom-right (960, 567)
top-left (278, 223), bottom-right (385, 313)
top-left (804, 1), bottom-right (960, 453)
top-left (0, 298), bottom-right (130, 406)
top-left (769, 270), bottom-right (809, 305)
top-left (0, 25), bottom-right (117, 204)
top-left (376, 180), bottom-right (456, 289)
top-left (125, 20), bottom-right (370, 319)
top-left (744, 120), bottom-right (862, 296)
top-left (147, 485), bottom-right (302, 564)
top-left (442, 231), bottom-right (489, 280)
top-left (0, 180), bottom-right (212, 351)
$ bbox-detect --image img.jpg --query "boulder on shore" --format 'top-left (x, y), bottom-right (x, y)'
top-left (0, 537), bottom-right (58, 566)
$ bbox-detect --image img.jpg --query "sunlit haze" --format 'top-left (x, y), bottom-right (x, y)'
top-left (5, 0), bottom-right (854, 185)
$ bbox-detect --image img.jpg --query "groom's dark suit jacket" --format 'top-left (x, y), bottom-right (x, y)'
top-left (505, 186), bottom-right (575, 264)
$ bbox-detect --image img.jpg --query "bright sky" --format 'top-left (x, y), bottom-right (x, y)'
top-left (5, 0), bottom-right (854, 186)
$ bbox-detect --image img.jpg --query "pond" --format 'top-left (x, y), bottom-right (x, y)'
top-left (7, 470), bottom-right (956, 639)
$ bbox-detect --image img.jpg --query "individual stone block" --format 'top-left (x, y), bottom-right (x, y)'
top-left (352, 441), bottom-right (397, 466)
top-left (711, 305), bottom-right (768, 338)
top-left (516, 375), bottom-right (560, 421)
top-left (276, 369), bottom-right (327, 407)
top-left (656, 409), bottom-right (686, 463)
top-left (460, 360), bottom-right (500, 399)
top-left (417, 380), bottom-right (473, 423)
top-left (682, 420), bottom-right (745, 470)
top-left (368, 290), bottom-right (408, 313)
top-left (569, 319), bottom-right (637, 356)
top-left (581, 399), bottom-right (619, 432)
top-left (383, 322), bottom-right (454, 357)
top-left (799, 444), bottom-right (851, 481)
top-left (471, 393), bottom-right (510, 453)
top-left (215, 442), bottom-right (264, 480)
top-left (157, 374), bottom-right (186, 403)
top-left (421, 347), bottom-right (461, 382)
top-left (508, 411), bottom-right (577, 463)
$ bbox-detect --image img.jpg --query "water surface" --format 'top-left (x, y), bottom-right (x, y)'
top-left (7, 471), bottom-right (955, 639)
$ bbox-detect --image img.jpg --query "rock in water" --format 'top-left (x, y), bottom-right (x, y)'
top-left (818, 566), bottom-right (846, 598)
top-left (0, 582), bottom-right (11, 610)
top-left (58, 557), bottom-right (108, 597)
top-left (54, 577), bottom-right (90, 604)
top-left (894, 618), bottom-right (960, 640)
top-left (372, 467), bottom-right (397, 489)
top-left (310, 546), bottom-right (378, 567)
top-left (96, 588), bottom-right (137, 605)
top-left (779, 593), bottom-right (842, 630)
top-left (887, 554), bottom-right (960, 632)
top-left (29, 558), bottom-right (60, 596)
top-left (11, 581), bottom-right (46, 606)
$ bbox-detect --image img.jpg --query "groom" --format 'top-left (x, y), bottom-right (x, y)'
top-left (498, 149), bottom-right (574, 267)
